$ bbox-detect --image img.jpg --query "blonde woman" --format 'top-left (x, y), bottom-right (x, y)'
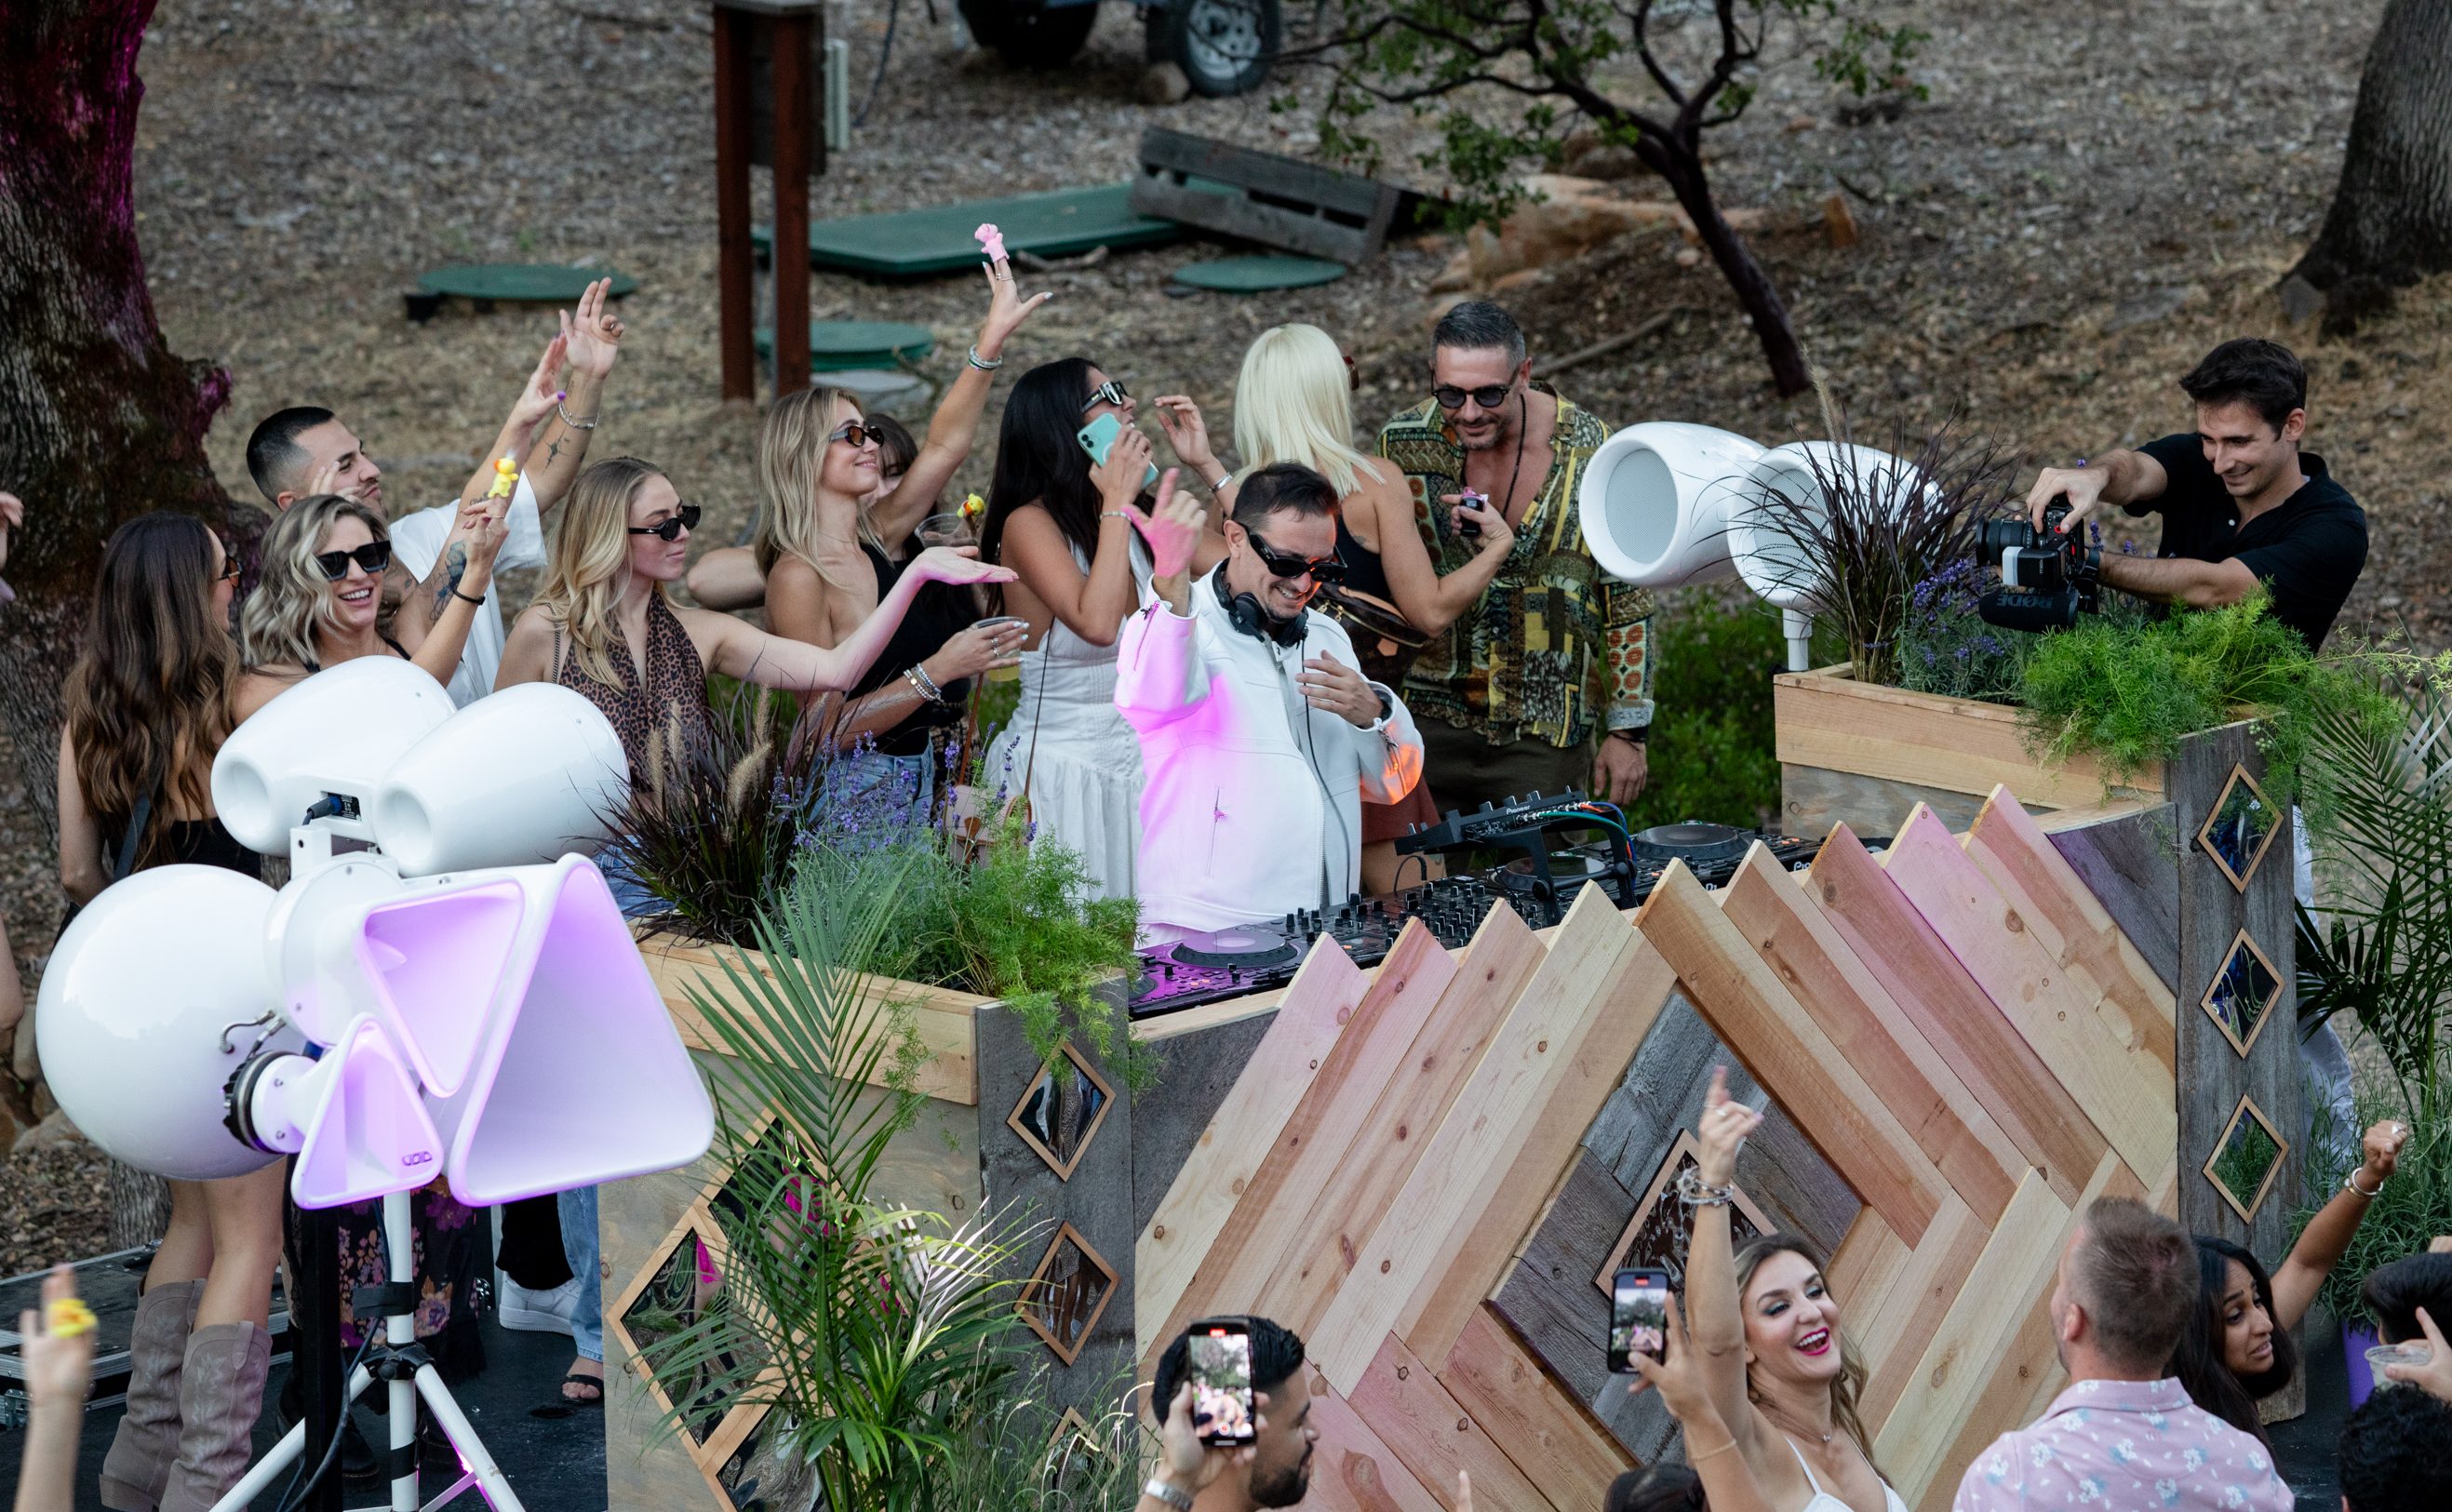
top-left (1688, 1068), bottom-right (1908, 1512)
top-left (235, 491), bottom-right (503, 719)
top-left (495, 454), bottom-right (1009, 1403)
top-left (1217, 323), bottom-right (1517, 891)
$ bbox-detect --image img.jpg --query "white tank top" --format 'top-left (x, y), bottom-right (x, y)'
top-left (1787, 1438), bottom-right (1909, 1512)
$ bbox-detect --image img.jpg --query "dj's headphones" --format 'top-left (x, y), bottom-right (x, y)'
top-left (1214, 567), bottom-right (1307, 649)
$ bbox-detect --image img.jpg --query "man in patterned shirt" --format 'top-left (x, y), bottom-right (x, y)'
top-left (1952, 1198), bottom-right (2290, 1511)
top-left (1374, 301), bottom-right (1655, 810)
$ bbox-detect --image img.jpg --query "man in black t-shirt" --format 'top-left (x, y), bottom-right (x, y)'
top-left (2023, 337), bottom-right (2367, 649)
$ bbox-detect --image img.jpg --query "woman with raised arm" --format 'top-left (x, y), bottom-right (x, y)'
top-left (1687, 1068), bottom-right (1908, 1512)
top-left (1190, 323), bottom-right (1518, 892)
top-left (57, 515), bottom-right (274, 1512)
top-left (975, 358), bottom-right (1223, 900)
top-left (686, 254), bottom-right (1048, 610)
top-left (234, 491), bottom-right (504, 720)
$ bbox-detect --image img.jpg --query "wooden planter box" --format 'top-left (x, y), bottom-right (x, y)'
top-left (1775, 663), bottom-right (2162, 836)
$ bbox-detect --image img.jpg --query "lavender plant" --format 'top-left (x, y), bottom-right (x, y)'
top-left (1895, 556), bottom-right (2029, 703)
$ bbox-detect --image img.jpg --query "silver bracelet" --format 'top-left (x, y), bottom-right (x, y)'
top-left (967, 345), bottom-right (1004, 371)
top-left (1676, 1165), bottom-right (1735, 1208)
top-left (555, 402), bottom-right (598, 432)
top-left (1207, 471), bottom-right (1231, 492)
top-left (1143, 1479), bottom-right (1194, 1512)
top-left (2344, 1166), bottom-right (2385, 1198)
top-left (905, 663), bottom-right (945, 703)
top-left (1100, 509), bottom-right (1134, 523)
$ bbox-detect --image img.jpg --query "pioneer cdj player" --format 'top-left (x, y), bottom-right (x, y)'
top-left (1128, 816), bottom-right (1828, 1019)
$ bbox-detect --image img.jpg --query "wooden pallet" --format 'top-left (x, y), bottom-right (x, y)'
top-left (1132, 783), bottom-right (2181, 1510)
top-left (1128, 127), bottom-right (1412, 265)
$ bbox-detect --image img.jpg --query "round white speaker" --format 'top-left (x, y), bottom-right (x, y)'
top-left (213, 656), bottom-right (455, 854)
top-left (371, 682), bottom-right (628, 876)
top-left (1575, 422), bottom-right (1766, 587)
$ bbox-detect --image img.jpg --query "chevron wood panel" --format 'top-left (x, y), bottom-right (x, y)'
top-left (1131, 798), bottom-right (2180, 1511)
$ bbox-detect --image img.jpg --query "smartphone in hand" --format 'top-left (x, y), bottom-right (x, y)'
top-left (1456, 488), bottom-right (1486, 539)
top-left (1609, 1268), bottom-right (1672, 1373)
top-left (1077, 412), bottom-right (1161, 491)
top-left (1186, 1318), bottom-right (1257, 1446)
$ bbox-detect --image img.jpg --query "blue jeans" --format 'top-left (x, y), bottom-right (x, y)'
top-left (596, 842), bottom-right (663, 920)
top-left (557, 1184), bottom-right (603, 1363)
top-left (817, 746), bottom-right (938, 843)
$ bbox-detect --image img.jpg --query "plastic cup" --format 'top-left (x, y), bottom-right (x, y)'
top-left (2367, 1340), bottom-right (2433, 1384)
top-left (918, 513), bottom-right (972, 548)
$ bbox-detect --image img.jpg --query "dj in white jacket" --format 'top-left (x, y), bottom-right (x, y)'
top-left (1114, 463), bottom-right (1425, 939)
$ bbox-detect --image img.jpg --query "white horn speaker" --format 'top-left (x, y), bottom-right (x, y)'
top-left (231, 1015), bottom-right (447, 1208)
top-left (1575, 421), bottom-right (1766, 587)
top-left (1727, 441), bottom-right (1922, 609)
top-left (213, 657), bottom-right (455, 854)
top-left (371, 682), bottom-right (628, 876)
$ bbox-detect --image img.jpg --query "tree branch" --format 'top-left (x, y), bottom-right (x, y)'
top-left (1629, 0), bottom-right (1689, 107)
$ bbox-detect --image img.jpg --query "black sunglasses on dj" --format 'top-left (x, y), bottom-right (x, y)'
top-left (1244, 531), bottom-right (1345, 584)
top-left (1080, 379), bottom-right (1132, 412)
top-left (1433, 381), bottom-right (1515, 411)
top-left (627, 503), bottom-right (703, 542)
top-left (313, 540), bottom-right (392, 581)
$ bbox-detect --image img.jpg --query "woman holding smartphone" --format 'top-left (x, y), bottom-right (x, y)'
top-left (976, 358), bottom-right (1222, 901)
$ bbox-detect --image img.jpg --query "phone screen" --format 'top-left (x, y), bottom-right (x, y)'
top-left (1610, 1268), bottom-right (1671, 1373)
top-left (1187, 1323), bottom-right (1256, 1446)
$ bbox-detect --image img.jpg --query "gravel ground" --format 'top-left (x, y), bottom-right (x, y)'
top-left (9, 0), bottom-right (2447, 1252)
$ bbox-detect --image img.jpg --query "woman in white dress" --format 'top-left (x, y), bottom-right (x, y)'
top-left (976, 358), bottom-right (1222, 902)
top-left (1687, 1067), bottom-right (1910, 1512)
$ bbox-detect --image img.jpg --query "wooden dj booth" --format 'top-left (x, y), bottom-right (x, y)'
top-left (603, 721), bottom-right (2299, 1512)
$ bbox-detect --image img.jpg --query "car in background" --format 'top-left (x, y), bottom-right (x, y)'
top-left (958, 0), bottom-right (1280, 97)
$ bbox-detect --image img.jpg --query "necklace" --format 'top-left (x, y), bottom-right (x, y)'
top-left (1762, 1399), bottom-right (1834, 1446)
top-left (1498, 392), bottom-right (1529, 529)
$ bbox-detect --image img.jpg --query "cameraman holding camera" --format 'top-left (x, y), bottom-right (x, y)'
top-left (2024, 338), bottom-right (2367, 650)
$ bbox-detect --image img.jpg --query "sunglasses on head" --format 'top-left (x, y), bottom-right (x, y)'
top-left (1080, 379), bottom-right (1132, 412)
top-left (827, 421), bottom-right (878, 448)
top-left (1245, 530), bottom-right (1345, 584)
top-left (627, 502), bottom-right (703, 542)
top-left (1434, 381), bottom-right (1515, 411)
top-left (313, 540), bottom-right (392, 581)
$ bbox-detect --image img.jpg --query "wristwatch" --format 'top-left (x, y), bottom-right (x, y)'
top-left (1144, 1477), bottom-right (1196, 1511)
top-left (1374, 689), bottom-right (1394, 725)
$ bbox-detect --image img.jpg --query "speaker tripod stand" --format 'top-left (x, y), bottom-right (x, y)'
top-left (212, 1190), bottom-right (525, 1512)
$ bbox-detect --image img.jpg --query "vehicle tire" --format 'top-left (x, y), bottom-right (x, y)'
top-left (1145, 0), bottom-right (1280, 97)
top-left (959, 0), bottom-right (1100, 70)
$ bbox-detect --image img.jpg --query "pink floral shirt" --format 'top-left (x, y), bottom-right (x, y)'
top-left (1950, 1376), bottom-right (2291, 1511)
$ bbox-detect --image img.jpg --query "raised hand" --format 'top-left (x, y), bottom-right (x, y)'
top-left (1625, 1301), bottom-right (1712, 1418)
top-left (926, 618), bottom-right (1031, 683)
top-left (21, 1266), bottom-right (95, 1410)
top-left (561, 276), bottom-right (624, 379)
top-left (1123, 468), bottom-right (1205, 582)
top-left (305, 460), bottom-right (362, 503)
top-left (2381, 1306), bottom-right (2452, 1404)
top-left (908, 544), bottom-right (1018, 587)
top-left (1152, 395), bottom-right (1219, 477)
top-left (1298, 655), bottom-right (1382, 729)
top-left (2360, 1117), bottom-right (2410, 1188)
top-left (1696, 1065), bottom-right (1760, 1186)
top-left (976, 255), bottom-right (1051, 360)
top-left (1091, 425), bottom-right (1156, 507)
top-left (1153, 1381), bottom-right (1266, 1499)
top-left (508, 331), bottom-right (569, 437)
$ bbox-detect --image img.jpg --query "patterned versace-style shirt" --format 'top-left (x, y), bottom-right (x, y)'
top-left (1373, 385), bottom-right (1654, 750)
top-left (1950, 1377), bottom-right (2291, 1512)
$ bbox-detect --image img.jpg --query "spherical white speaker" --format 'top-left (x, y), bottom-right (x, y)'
top-left (36, 865), bottom-right (308, 1179)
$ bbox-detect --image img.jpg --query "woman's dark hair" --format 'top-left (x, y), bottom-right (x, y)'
top-left (2362, 1252), bottom-right (2452, 1345)
top-left (63, 513), bottom-right (240, 867)
top-left (2169, 1236), bottom-right (2295, 1444)
top-left (1607, 1465), bottom-right (1704, 1512)
top-left (980, 356), bottom-right (1105, 581)
top-left (865, 411), bottom-right (918, 479)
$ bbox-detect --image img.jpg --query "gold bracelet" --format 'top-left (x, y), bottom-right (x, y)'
top-left (1687, 1437), bottom-right (1738, 1465)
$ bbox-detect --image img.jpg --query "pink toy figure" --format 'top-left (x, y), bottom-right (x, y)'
top-left (975, 222), bottom-right (1008, 264)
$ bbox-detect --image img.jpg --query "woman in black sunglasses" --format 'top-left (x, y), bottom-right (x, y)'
top-left (233, 492), bottom-right (504, 721)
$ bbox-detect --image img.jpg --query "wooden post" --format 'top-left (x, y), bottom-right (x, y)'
top-left (712, 5), bottom-right (756, 403)
top-left (712, 0), bottom-right (824, 403)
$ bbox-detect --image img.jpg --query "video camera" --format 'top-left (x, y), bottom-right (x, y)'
top-left (1976, 495), bottom-right (2100, 632)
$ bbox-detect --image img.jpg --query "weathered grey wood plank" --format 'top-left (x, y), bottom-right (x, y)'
top-left (2047, 802), bottom-right (2182, 997)
top-left (1132, 1010), bottom-right (1279, 1236)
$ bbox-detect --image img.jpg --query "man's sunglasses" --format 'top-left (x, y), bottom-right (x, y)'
top-left (1080, 380), bottom-right (1132, 412)
top-left (314, 540), bottom-right (392, 581)
top-left (1434, 381), bottom-right (1515, 411)
top-left (827, 421), bottom-right (878, 448)
top-left (1247, 532), bottom-right (1345, 584)
top-left (627, 503), bottom-right (703, 542)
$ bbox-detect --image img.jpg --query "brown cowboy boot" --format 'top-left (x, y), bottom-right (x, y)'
top-left (99, 1279), bottom-right (205, 1512)
top-left (156, 1321), bottom-right (272, 1512)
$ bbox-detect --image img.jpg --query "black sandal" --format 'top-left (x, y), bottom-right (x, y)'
top-left (559, 1372), bottom-right (605, 1406)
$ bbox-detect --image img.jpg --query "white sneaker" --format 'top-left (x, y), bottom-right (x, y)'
top-left (496, 1270), bottom-right (580, 1336)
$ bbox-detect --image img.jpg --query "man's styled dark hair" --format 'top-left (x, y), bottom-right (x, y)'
top-left (2362, 1252), bottom-right (2452, 1345)
top-left (2169, 1236), bottom-right (2298, 1444)
top-left (1432, 300), bottom-right (1526, 368)
top-left (1606, 1465), bottom-right (1704, 1512)
top-left (1230, 462), bottom-right (1340, 534)
top-left (2178, 338), bottom-right (2307, 435)
top-left (1152, 1316), bottom-right (1306, 1425)
top-left (2338, 1384), bottom-right (2452, 1511)
top-left (246, 406), bottom-right (337, 502)
top-left (2070, 1198), bottom-right (2197, 1374)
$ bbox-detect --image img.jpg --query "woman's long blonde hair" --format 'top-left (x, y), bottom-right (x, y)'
top-left (538, 456), bottom-right (667, 687)
top-left (1734, 1235), bottom-right (1880, 1471)
top-left (239, 493), bottom-right (389, 670)
top-left (753, 385), bottom-right (874, 579)
top-left (1232, 323), bottom-right (1383, 499)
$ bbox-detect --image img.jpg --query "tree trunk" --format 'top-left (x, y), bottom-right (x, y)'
top-left (109, 1161), bottom-right (171, 1251)
top-left (2281, 0), bottom-right (2452, 335)
top-left (1640, 135), bottom-right (1812, 397)
top-left (0, 0), bottom-right (239, 839)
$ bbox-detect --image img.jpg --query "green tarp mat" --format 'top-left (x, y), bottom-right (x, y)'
top-left (754, 181), bottom-right (1184, 277)
top-left (1172, 255), bottom-right (1348, 292)
top-left (415, 264), bottom-right (637, 301)
top-left (753, 319), bottom-right (936, 368)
